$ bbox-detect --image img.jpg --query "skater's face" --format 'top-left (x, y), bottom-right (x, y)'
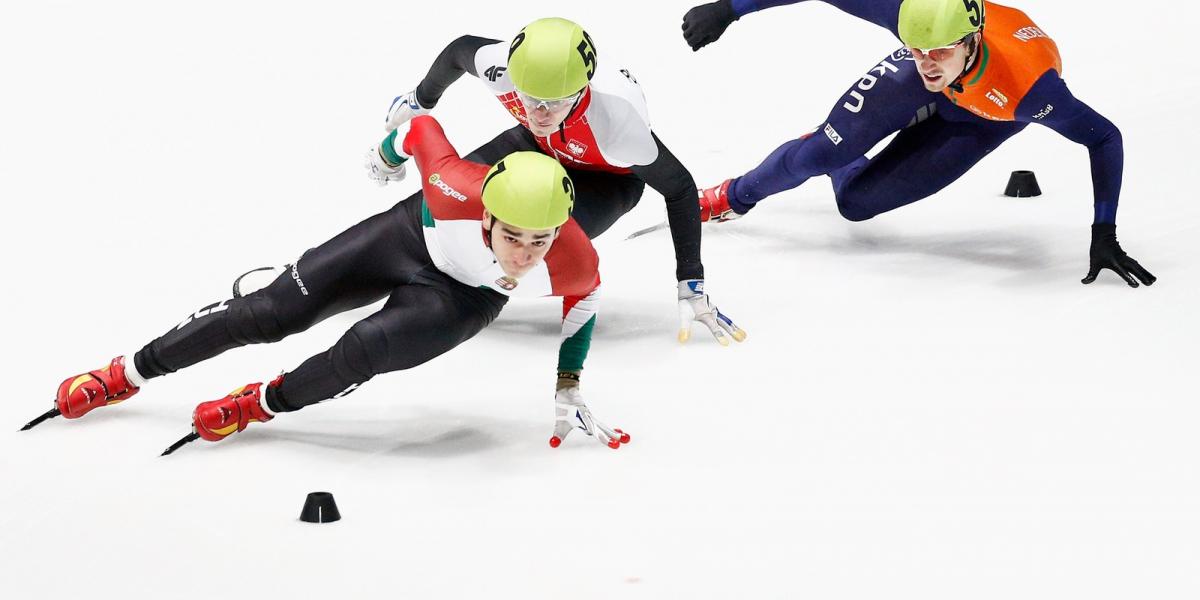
top-left (518, 89), bottom-right (584, 137)
top-left (482, 212), bottom-right (560, 278)
top-left (910, 33), bottom-right (977, 92)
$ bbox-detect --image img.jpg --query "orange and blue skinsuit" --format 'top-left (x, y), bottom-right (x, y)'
top-left (724, 0), bottom-right (1123, 226)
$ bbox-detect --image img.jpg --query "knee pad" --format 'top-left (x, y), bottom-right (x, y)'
top-left (835, 196), bottom-right (879, 222)
top-left (225, 294), bottom-right (289, 344)
top-left (331, 319), bottom-right (390, 383)
top-left (832, 169), bottom-right (884, 223)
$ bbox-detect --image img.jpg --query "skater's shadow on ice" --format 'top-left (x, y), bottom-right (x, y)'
top-left (835, 228), bottom-right (1051, 271)
top-left (486, 298), bottom-right (672, 340)
top-left (721, 201), bottom-right (1052, 272)
top-left (726, 217), bottom-right (1050, 272)
top-left (245, 411), bottom-right (538, 458)
top-left (254, 426), bottom-right (500, 458)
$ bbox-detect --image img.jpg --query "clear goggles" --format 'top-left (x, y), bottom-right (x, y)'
top-left (910, 34), bottom-right (972, 62)
top-left (517, 89), bottom-right (583, 113)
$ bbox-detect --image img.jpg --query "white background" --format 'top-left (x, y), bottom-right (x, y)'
top-left (2, 1), bottom-right (1198, 598)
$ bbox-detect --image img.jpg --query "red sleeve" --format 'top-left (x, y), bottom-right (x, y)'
top-left (403, 116), bottom-right (488, 221)
top-left (545, 220), bottom-right (601, 297)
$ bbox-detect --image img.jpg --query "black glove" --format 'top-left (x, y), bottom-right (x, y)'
top-left (1082, 223), bottom-right (1156, 288)
top-left (682, 0), bottom-right (738, 51)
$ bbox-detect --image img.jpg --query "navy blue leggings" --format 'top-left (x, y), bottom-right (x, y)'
top-left (730, 49), bottom-right (1026, 221)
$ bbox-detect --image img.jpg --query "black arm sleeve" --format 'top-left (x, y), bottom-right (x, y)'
top-left (629, 133), bottom-right (704, 281)
top-left (413, 35), bottom-right (500, 108)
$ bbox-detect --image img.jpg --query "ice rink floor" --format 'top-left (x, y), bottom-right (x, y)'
top-left (3, 1), bottom-right (1198, 598)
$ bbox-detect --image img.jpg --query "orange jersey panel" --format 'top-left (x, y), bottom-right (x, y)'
top-left (944, 2), bottom-right (1062, 121)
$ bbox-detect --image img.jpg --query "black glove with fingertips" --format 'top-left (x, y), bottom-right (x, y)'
top-left (1082, 223), bottom-right (1156, 288)
top-left (682, 0), bottom-right (738, 51)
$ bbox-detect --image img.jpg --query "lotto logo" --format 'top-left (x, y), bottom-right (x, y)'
top-left (986, 88), bottom-right (1009, 108)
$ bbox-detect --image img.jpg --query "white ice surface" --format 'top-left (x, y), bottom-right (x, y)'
top-left (2, 1), bottom-right (1198, 599)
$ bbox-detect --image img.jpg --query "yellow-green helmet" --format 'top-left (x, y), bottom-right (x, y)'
top-left (481, 152), bottom-right (575, 230)
top-left (507, 17), bottom-right (597, 100)
top-left (898, 0), bottom-right (985, 49)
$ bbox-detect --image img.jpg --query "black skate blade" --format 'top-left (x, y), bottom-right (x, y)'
top-left (624, 220), bottom-right (668, 240)
top-left (161, 432), bottom-right (201, 456)
top-left (20, 407), bottom-right (61, 431)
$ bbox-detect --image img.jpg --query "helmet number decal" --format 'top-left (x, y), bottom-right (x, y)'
top-left (576, 31), bottom-right (597, 79)
top-left (508, 32), bottom-right (526, 60)
top-left (483, 160), bottom-right (507, 194)
top-left (962, 0), bottom-right (982, 27)
top-left (562, 176), bottom-right (575, 217)
top-left (562, 176), bottom-right (575, 201)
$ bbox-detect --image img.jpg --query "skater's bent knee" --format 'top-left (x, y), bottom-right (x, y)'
top-left (228, 295), bottom-right (291, 343)
top-left (835, 198), bottom-right (880, 222)
top-left (335, 320), bottom-right (390, 379)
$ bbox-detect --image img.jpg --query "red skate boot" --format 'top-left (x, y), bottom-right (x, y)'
top-left (698, 179), bottom-right (742, 223)
top-left (193, 379), bottom-right (278, 442)
top-left (22, 356), bottom-right (141, 430)
top-left (162, 379), bottom-right (280, 455)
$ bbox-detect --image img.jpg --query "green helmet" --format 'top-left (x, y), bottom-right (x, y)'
top-left (898, 0), bottom-right (985, 49)
top-left (481, 152), bottom-right (576, 230)
top-left (507, 17), bottom-right (597, 100)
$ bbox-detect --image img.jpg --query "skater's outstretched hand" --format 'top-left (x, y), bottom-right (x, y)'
top-left (365, 118), bottom-right (412, 187)
top-left (364, 147), bottom-right (407, 186)
top-left (550, 377), bottom-right (629, 450)
top-left (682, 0), bottom-right (738, 51)
top-left (383, 90), bottom-right (431, 132)
top-left (1082, 224), bottom-right (1156, 288)
top-left (677, 280), bottom-right (747, 346)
